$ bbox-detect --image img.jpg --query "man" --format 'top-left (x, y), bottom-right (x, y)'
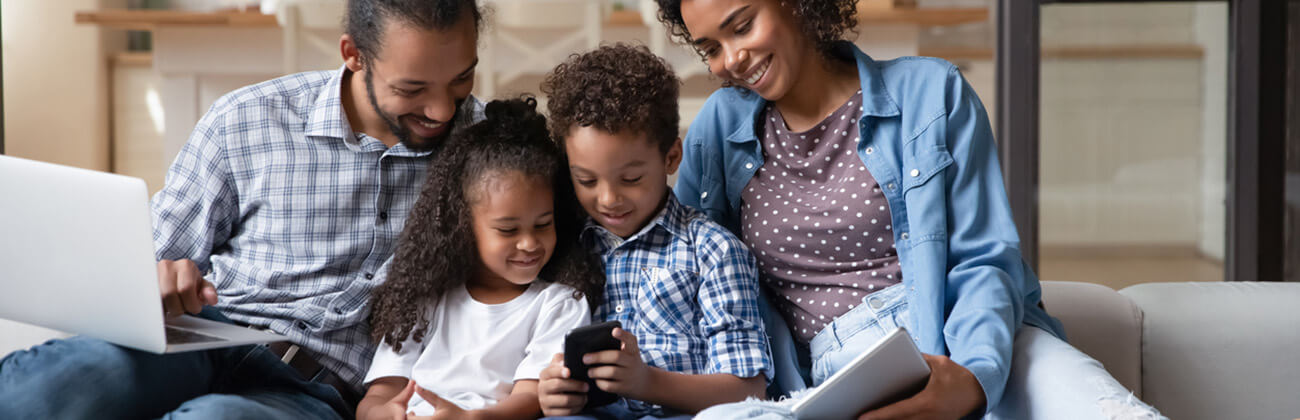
top-left (0, 0), bottom-right (483, 418)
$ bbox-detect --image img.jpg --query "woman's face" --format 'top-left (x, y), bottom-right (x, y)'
top-left (680, 0), bottom-right (811, 101)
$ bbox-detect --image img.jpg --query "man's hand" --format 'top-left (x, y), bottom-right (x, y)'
top-left (859, 354), bottom-right (985, 420)
top-left (584, 328), bottom-right (653, 401)
top-left (156, 259), bottom-right (217, 316)
top-left (538, 353), bottom-right (588, 416)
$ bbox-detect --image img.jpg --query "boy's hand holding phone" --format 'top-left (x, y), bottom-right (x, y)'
top-left (540, 321), bottom-right (645, 415)
top-left (582, 328), bottom-right (653, 400)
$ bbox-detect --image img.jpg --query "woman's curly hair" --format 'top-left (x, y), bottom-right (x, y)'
top-left (654, 0), bottom-right (858, 63)
top-left (541, 43), bottom-right (680, 154)
top-left (369, 97), bottom-right (605, 351)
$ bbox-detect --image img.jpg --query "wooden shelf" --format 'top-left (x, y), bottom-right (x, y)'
top-left (111, 52), bottom-right (154, 66)
top-left (919, 45), bottom-right (1206, 61)
top-left (858, 7), bottom-right (987, 26)
top-left (606, 9), bottom-right (646, 27)
top-left (75, 9), bottom-right (276, 30)
top-left (79, 6), bottom-right (988, 31)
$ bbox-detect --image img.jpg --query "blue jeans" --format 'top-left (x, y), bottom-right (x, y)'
top-left (698, 284), bottom-right (1164, 419)
top-left (0, 310), bottom-right (349, 419)
top-left (544, 398), bottom-right (692, 420)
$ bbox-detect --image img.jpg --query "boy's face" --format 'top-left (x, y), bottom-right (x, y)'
top-left (565, 126), bottom-right (682, 238)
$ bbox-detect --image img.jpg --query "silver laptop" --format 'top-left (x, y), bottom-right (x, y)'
top-left (791, 327), bottom-right (931, 420)
top-left (0, 155), bottom-right (285, 353)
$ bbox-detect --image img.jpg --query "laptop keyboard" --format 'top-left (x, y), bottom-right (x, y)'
top-left (165, 326), bottom-right (226, 344)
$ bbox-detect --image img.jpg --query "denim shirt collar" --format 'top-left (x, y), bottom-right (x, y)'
top-left (725, 42), bottom-right (901, 145)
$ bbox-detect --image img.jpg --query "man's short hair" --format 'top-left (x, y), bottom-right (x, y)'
top-left (345, 0), bottom-right (483, 65)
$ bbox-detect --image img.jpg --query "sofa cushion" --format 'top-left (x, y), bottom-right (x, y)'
top-left (1039, 281), bottom-right (1144, 396)
top-left (0, 319), bottom-right (69, 357)
top-left (1121, 282), bottom-right (1300, 420)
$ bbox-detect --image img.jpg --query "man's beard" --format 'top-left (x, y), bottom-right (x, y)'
top-left (364, 70), bottom-right (463, 152)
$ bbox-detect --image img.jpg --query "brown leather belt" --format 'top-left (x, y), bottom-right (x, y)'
top-left (267, 341), bottom-right (360, 406)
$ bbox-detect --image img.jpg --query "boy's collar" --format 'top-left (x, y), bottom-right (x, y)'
top-left (582, 189), bottom-right (690, 248)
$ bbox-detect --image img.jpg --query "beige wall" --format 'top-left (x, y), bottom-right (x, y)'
top-left (2, 0), bottom-right (126, 170)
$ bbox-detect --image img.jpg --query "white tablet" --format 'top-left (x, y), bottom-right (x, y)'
top-left (790, 327), bottom-right (931, 420)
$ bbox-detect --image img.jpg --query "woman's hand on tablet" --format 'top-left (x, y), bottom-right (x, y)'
top-left (858, 354), bottom-right (985, 420)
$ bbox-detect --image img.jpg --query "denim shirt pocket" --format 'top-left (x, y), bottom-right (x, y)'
top-left (898, 131), bottom-right (955, 247)
top-left (900, 147), bottom-right (953, 195)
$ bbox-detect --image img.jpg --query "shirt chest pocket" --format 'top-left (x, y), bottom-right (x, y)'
top-left (633, 266), bottom-right (699, 333)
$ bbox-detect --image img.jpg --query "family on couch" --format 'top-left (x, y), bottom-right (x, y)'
top-left (0, 0), bottom-right (1166, 419)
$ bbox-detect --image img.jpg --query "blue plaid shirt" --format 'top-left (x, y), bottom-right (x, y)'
top-left (584, 191), bottom-right (773, 411)
top-left (151, 67), bottom-right (483, 391)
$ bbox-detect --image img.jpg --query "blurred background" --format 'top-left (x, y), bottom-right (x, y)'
top-left (1, 0), bottom-right (1296, 290)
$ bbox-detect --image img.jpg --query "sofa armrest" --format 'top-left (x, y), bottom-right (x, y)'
top-left (1121, 282), bottom-right (1300, 420)
top-left (1039, 280), bottom-right (1143, 396)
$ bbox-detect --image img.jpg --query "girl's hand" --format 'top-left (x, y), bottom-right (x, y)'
top-left (539, 353), bottom-right (588, 416)
top-left (360, 378), bottom-right (416, 420)
top-left (411, 385), bottom-right (469, 420)
top-left (584, 328), bottom-right (653, 400)
top-left (858, 354), bottom-right (986, 420)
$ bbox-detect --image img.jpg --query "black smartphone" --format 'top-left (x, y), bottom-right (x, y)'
top-left (563, 320), bottom-right (623, 408)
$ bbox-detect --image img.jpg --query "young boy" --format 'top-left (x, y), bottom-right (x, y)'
top-left (536, 44), bottom-right (773, 419)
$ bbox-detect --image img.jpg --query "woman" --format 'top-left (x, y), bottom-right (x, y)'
top-left (658, 0), bottom-right (1163, 418)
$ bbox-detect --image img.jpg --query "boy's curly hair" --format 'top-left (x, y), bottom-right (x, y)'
top-left (368, 97), bottom-right (605, 351)
top-left (541, 43), bottom-right (680, 154)
top-left (653, 0), bottom-right (858, 63)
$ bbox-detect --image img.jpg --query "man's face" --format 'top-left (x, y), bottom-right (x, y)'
top-left (358, 15), bottom-right (478, 151)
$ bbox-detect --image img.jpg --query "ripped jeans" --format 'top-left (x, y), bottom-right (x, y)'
top-left (698, 284), bottom-right (1165, 420)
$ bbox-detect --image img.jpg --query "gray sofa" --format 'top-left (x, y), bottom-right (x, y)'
top-left (3, 281), bottom-right (1298, 419)
top-left (1040, 281), bottom-right (1300, 420)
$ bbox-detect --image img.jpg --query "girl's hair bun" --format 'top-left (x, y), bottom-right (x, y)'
top-left (482, 96), bottom-right (547, 142)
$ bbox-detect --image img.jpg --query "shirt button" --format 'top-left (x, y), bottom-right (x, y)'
top-left (615, 304), bottom-right (625, 313)
top-left (745, 163), bottom-right (754, 169)
top-left (295, 321), bottom-right (308, 330)
top-left (888, 183), bottom-right (897, 190)
top-left (333, 307), bottom-right (344, 315)
top-left (865, 147), bottom-right (875, 154)
top-left (378, 212), bottom-right (388, 221)
top-left (701, 192), bottom-right (708, 199)
top-left (900, 232), bottom-right (910, 240)
top-left (364, 273), bottom-right (374, 280)
top-left (910, 169), bottom-right (920, 177)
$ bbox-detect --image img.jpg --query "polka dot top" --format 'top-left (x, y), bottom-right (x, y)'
top-left (739, 90), bottom-right (903, 343)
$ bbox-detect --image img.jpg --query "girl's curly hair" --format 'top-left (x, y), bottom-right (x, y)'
top-left (654, 0), bottom-right (858, 63)
top-left (369, 97), bottom-right (605, 351)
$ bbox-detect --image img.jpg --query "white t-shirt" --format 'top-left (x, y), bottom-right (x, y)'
top-left (364, 281), bottom-right (591, 415)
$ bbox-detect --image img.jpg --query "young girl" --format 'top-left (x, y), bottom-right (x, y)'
top-left (358, 97), bottom-right (605, 420)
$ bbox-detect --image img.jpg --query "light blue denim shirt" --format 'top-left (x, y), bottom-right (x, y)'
top-left (674, 43), bottom-right (1066, 412)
